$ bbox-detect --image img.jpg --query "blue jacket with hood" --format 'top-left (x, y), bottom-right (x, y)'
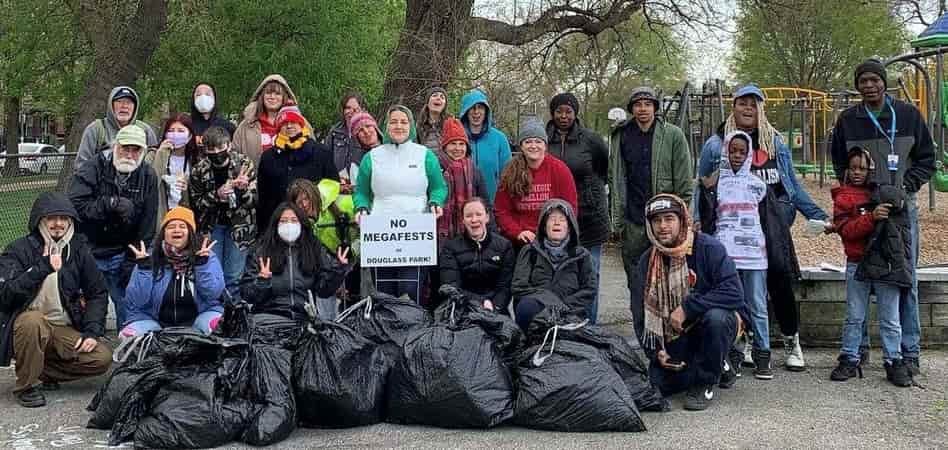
top-left (459, 90), bottom-right (512, 202)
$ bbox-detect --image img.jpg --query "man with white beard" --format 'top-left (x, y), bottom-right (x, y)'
top-left (68, 125), bottom-right (159, 330)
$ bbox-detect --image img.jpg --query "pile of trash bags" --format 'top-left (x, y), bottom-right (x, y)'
top-left (88, 291), bottom-right (665, 447)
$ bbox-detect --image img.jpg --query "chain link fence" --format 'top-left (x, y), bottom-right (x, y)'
top-left (0, 152), bottom-right (77, 250)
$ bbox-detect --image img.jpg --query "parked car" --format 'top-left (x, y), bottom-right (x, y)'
top-left (0, 143), bottom-right (65, 175)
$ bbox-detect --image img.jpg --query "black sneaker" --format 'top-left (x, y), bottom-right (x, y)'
top-left (830, 356), bottom-right (863, 381)
top-left (684, 384), bottom-right (714, 411)
top-left (752, 349), bottom-right (774, 380)
top-left (904, 356), bottom-right (921, 376)
top-left (719, 357), bottom-right (738, 389)
top-left (728, 347), bottom-right (744, 378)
top-left (16, 387), bottom-right (46, 408)
top-left (38, 381), bottom-right (60, 391)
top-left (884, 359), bottom-right (913, 387)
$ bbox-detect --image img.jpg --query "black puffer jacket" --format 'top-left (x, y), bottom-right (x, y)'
top-left (546, 120), bottom-right (610, 247)
top-left (240, 243), bottom-right (348, 321)
top-left (68, 152), bottom-right (158, 259)
top-left (257, 138), bottom-right (339, 234)
top-left (439, 231), bottom-right (516, 312)
top-left (511, 199), bottom-right (597, 318)
top-left (0, 193), bottom-right (109, 366)
top-left (856, 187), bottom-right (912, 288)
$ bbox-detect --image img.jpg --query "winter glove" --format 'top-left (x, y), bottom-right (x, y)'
top-left (110, 196), bottom-right (135, 222)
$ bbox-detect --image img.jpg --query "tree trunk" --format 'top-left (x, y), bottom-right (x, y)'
top-left (382, 0), bottom-right (643, 116)
top-left (381, 0), bottom-right (476, 115)
top-left (59, 0), bottom-right (168, 187)
top-left (2, 96), bottom-right (19, 177)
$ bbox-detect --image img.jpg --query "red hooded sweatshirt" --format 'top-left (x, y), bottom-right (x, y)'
top-left (494, 154), bottom-right (578, 244)
top-left (831, 184), bottom-right (876, 262)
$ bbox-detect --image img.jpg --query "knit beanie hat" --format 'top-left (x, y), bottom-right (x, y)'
top-left (161, 206), bottom-right (196, 231)
top-left (348, 111), bottom-right (380, 137)
top-left (627, 86), bottom-right (660, 112)
top-left (440, 117), bottom-right (469, 150)
top-left (518, 117), bottom-right (548, 145)
top-left (276, 104), bottom-right (306, 128)
top-left (549, 93), bottom-right (580, 117)
top-left (427, 86), bottom-right (447, 100)
top-left (854, 59), bottom-right (887, 88)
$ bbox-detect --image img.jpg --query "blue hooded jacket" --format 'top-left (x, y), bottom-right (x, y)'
top-left (459, 90), bottom-right (512, 202)
top-left (124, 252), bottom-right (225, 327)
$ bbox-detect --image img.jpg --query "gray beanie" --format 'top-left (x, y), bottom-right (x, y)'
top-left (627, 86), bottom-right (660, 112)
top-left (518, 117), bottom-right (547, 145)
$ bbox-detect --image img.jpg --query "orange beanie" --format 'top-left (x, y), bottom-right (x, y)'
top-left (161, 206), bottom-right (196, 231)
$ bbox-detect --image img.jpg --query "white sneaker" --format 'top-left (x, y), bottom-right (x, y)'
top-left (742, 334), bottom-right (755, 368)
top-left (784, 333), bottom-right (805, 372)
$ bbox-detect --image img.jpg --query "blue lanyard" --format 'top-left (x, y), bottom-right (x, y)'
top-left (865, 97), bottom-right (897, 154)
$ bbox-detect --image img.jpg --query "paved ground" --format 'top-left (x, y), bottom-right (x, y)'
top-left (1, 247), bottom-right (946, 449)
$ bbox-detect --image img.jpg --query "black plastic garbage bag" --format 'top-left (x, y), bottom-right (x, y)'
top-left (293, 319), bottom-right (389, 428)
top-left (513, 322), bottom-right (646, 432)
top-left (242, 345), bottom-right (296, 445)
top-left (216, 301), bottom-right (302, 349)
top-left (524, 308), bottom-right (666, 412)
top-left (86, 357), bottom-right (166, 438)
top-left (134, 369), bottom-right (252, 449)
top-left (336, 293), bottom-right (431, 360)
top-left (386, 324), bottom-right (515, 428)
top-left (433, 287), bottom-right (522, 358)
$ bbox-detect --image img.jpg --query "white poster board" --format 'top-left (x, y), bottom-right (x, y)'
top-left (360, 214), bottom-right (437, 267)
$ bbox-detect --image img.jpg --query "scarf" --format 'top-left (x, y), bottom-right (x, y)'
top-left (542, 236), bottom-right (570, 269)
top-left (724, 98), bottom-right (778, 158)
top-left (163, 241), bottom-right (191, 275)
top-left (437, 155), bottom-right (476, 240)
top-left (642, 206), bottom-right (695, 350)
top-left (31, 219), bottom-right (76, 326)
top-left (273, 127), bottom-right (312, 150)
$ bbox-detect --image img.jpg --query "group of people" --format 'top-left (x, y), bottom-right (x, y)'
top-left (0, 59), bottom-right (934, 414)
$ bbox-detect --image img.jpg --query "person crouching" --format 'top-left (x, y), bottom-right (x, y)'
top-left (121, 207), bottom-right (225, 337)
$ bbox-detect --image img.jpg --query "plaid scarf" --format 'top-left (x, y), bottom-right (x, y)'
top-left (162, 241), bottom-right (191, 275)
top-left (642, 204), bottom-right (695, 351)
top-left (437, 154), bottom-right (475, 240)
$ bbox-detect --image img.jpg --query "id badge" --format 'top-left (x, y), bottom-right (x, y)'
top-left (887, 153), bottom-right (899, 172)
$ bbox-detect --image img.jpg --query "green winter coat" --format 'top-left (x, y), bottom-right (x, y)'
top-left (608, 118), bottom-right (694, 233)
top-left (312, 179), bottom-right (360, 257)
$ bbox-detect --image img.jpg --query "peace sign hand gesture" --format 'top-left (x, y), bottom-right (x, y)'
top-left (233, 167), bottom-right (250, 190)
top-left (128, 241), bottom-right (149, 261)
top-left (258, 257), bottom-right (272, 279)
top-left (196, 237), bottom-right (217, 258)
top-left (336, 247), bottom-right (350, 265)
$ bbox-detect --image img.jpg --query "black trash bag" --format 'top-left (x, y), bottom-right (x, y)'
top-left (513, 322), bottom-right (646, 432)
top-left (293, 319), bottom-right (389, 428)
top-left (216, 301), bottom-right (302, 349)
top-left (86, 356), bottom-right (166, 432)
top-left (241, 345), bottom-right (296, 445)
top-left (433, 286), bottom-right (523, 358)
top-left (336, 293), bottom-right (431, 361)
top-left (386, 324), bottom-right (515, 428)
top-left (133, 368), bottom-right (252, 449)
top-left (525, 308), bottom-right (666, 412)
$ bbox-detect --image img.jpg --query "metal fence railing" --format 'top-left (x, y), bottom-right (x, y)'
top-left (0, 152), bottom-right (77, 250)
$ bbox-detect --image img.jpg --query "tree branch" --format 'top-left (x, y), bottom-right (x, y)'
top-left (468, 0), bottom-right (645, 45)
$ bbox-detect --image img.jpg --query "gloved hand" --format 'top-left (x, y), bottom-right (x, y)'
top-left (110, 196), bottom-right (135, 222)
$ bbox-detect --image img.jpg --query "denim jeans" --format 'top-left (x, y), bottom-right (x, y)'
top-left (119, 310), bottom-right (222, 339)
top-left (739, 269), bottom-right (769, 352)
top-left (901, 194), bottom-right (921, 358)
top-left (211, 225), bottom-right (247, 303)
top-left (650, 308), bottom-right (738, 395)
top-left (587, 244), bottom-right (602, 325)
top-left (841, 263), bottom-right (902, 363)
top-left (95, 253), bottom-right (128, 330)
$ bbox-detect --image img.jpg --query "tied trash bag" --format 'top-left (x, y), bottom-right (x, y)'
top-left (526, 309), bottom-right (666, 412)
top-left (86, 356), bottom-right (166, 444)
top-left (293, 319), bottom-right (389, 428)
top-left (242, 345), bottom-right (297, 445)
top-left (134, 369), bottom-right (253, 449)
top-left (385, 286), bottom-right (521, 428)
top-left (513, 320), bottom-right (647, 432)
top-left (336, 293), bottom-right (431, 360)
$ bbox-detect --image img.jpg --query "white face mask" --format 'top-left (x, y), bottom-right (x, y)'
top-left (194, 95), bottom-right (215, 114)
top-left (277, 222), bottom-right (301, 243)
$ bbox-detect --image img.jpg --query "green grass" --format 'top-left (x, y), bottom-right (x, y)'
top-left (0, 189), bottom-right (46, 250)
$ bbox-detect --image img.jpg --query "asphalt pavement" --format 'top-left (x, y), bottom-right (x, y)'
top-left (1, 246), bottom-right (945, 449)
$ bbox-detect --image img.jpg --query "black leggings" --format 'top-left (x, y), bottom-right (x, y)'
top-left (767, 269), bottom-right (799, 336)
